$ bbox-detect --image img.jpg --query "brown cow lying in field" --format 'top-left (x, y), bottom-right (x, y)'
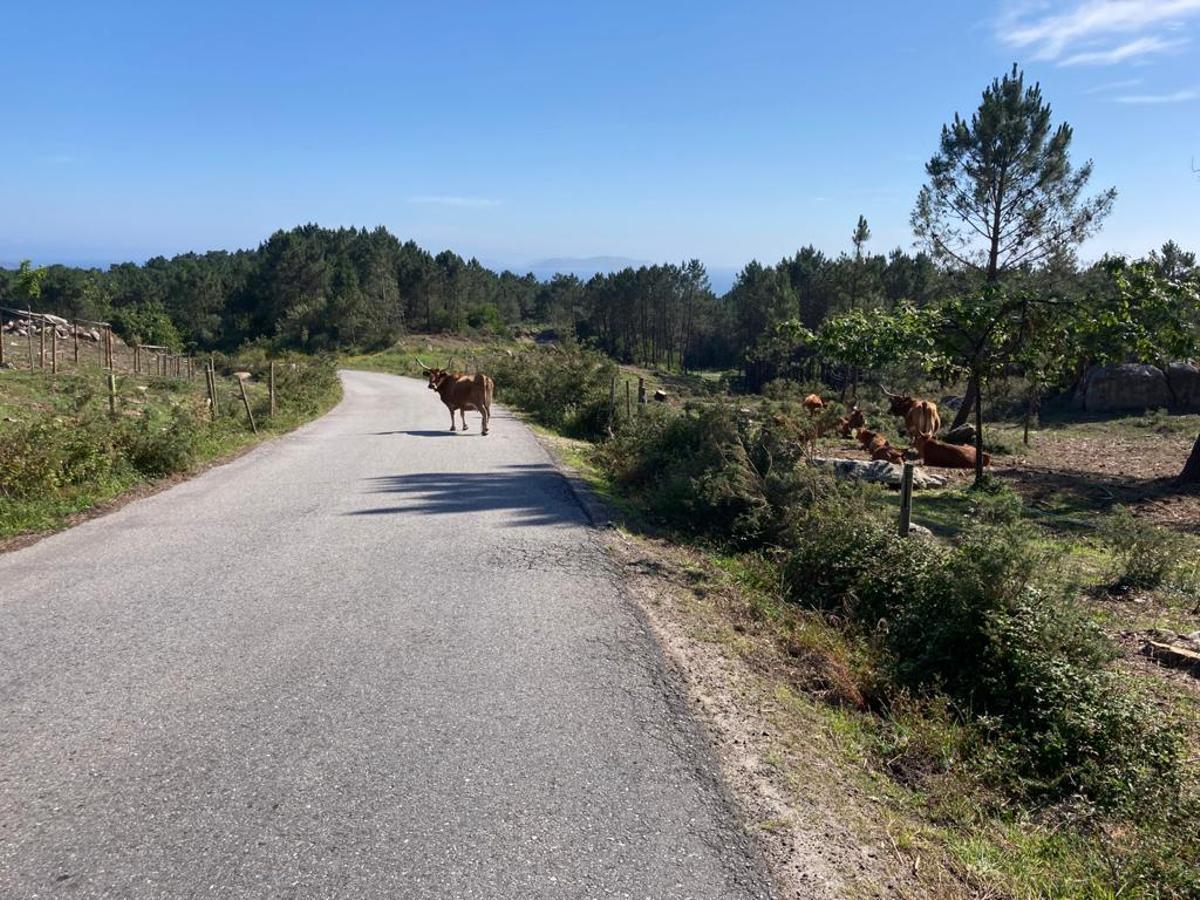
top-left (883, 389), bottom-right (941, 440)
top-left (914, 434), bottom-right (989, 469)
top-left (836, 404), bottom-right (865, 438)
top-left (420, 362), bottom-right (495, 435)
top-left (802, 393), bottom-right (826, 415)
top-left (856, 428), bottom-right (905, 464)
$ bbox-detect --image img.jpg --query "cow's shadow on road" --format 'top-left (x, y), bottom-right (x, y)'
top-left (348, 464), bottom-right (584, 526)
top-left (372, 430), bottom-right (459, 437)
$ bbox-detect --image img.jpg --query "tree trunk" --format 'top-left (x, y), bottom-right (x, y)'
top-left (974, 374), bottom-right (985, 485)
top-left (1023, 387), bottom-right (1037, 446)
top-left (1179, 433), bottom-right (1200, 484)
top-left (951, 376), bottom-right (978, 430)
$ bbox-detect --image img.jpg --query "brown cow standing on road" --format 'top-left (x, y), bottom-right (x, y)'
top-left (420, 362), bottom-right (494, 435)
top-left (883, 388), bottom-right (941, 440)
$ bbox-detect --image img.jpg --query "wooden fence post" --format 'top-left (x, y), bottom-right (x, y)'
top-left (238, 377), bottom-right (258, 435)
top-left (108, 373), bottom-right (117, 415)
top-left (51, 325), bottom-right (58, 374)
top-left (205, 365), bottom-right (217, 420)
top-left (39, 322), bottom-right (46, 369)
top-left (26, 311), bottom-right (34, 370)
top-left (898, 462), bottom-right (915, 537)
top-left (269, 361), bottom-right (276, 416)
top-left (625, 380), bottom-right (631, 421)
top-left (637, 376), bottom-right (646, 405)
top-left (0, 318), bottom-right (5, 368)
top-left (73, 323), bottom-right (79, 364)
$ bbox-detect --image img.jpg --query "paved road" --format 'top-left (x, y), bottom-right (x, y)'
top-left (0, 371), bottom-right (773, 899)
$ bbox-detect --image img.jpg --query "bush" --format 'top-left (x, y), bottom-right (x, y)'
top-left (778, 502), bottom-right (1184, 810)
top-left (1099, 505), bottom-right (1185, 592)
top-left (599, 401), bottom-right (827, 544)
top-left (0, 417), bottom-right (124, 499)
top-left (482, 346), bottom-right (617, 440)
top-left (117, 405), bottom-right (201, 476)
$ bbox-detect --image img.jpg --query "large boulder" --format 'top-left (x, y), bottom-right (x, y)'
top-left (1078, 364), bottom-right (1172, 412)
top-left (1166, 363), bottom-right (1200, 409)
top-left (809, 457), bottom-right (948, 488)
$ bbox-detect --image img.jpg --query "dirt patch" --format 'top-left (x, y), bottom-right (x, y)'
top-left (602, 531), bottom-right (957, 899)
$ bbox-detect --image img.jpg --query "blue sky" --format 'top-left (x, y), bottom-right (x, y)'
top-left (2, 0), bottom-right (1198, 277)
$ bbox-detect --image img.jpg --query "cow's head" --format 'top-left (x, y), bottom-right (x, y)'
top-left (417, 358), bottom-right (451, 391)
top-left (882, 387), bottom-right (914, 417)
top-left (846, 407), bottom-right (865, 429)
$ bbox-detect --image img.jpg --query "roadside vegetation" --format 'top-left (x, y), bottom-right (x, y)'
top-left (0, 350), bottom-right (339, 540)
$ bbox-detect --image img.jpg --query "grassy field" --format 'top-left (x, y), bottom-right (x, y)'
top-left (0, 351), bottom-right (340, 541)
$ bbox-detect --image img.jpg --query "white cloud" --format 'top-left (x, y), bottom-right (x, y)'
top-left (406, 195), bottom-right (501, 208)
top-left (998, 0), bottom-right (1200, 64)
top-left (1061, 34), bottom-right (1186, 65)
top-left (1083, 77), bottom-right (1143, 93)
top-left (1113, 87), bottom-right (1199, 103)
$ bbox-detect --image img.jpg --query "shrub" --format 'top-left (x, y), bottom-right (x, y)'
top-left (599, 401), bottom-right (828, 544)
top-left (0, 417), bottom-right (124, 499)
top-left (118, 405), bottom-right (201, 476)
top-left (779, 505), bottom-right (1183, 810)
top-left (483, 346), bottom-right (617, 440)
top-left (1099, 506), bottom-right (1185, 592)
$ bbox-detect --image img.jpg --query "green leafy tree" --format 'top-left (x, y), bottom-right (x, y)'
top-left (13, 260), bottom-right (47, 307)
top-left (913, 64), bottom-right (1116, 429)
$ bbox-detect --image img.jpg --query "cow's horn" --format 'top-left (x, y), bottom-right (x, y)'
top-left (879, 383), bottom-right (897, 397)
top-left (414, 356), bottom-right (432, 371)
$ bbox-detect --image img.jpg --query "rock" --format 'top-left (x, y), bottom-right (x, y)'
top-left (1078, 364), bottom-right (1172, 412)
top-left (1142, 640), bottom-right (1200, 672)
top-left (810, 457), bottom-right (948, 488)
top-left (1166, 362), bottom-right (1200, 409)
top-left (43, 313), bottom-right (70, 327)
top-left (653, 389), bottom-right (668, 402)
top-left (233, 371), bottom-right (252, 381)
top-left (942, 423), bottom-right (976, 445)
top-left (939, 395), bottom-right (964, 410)
top-left (906, 523), bottom-right (934, 540)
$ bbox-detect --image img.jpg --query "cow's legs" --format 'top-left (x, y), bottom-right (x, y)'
top-left (460, 409), bottom-right (469, 431)
top-left (447, 406), bottom-right (457, 431)
top-left (481, 404), bottom-right (490, 436)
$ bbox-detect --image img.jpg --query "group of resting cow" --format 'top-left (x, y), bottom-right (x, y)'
top-left (802, 390), bottom-right (990, 470)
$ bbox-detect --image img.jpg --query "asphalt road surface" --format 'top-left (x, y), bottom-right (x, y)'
top-left (0, 370), bottom-right (773, 899)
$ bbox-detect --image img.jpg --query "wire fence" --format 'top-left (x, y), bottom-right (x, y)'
top-left (0, 306), bottom-right (197, 380)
